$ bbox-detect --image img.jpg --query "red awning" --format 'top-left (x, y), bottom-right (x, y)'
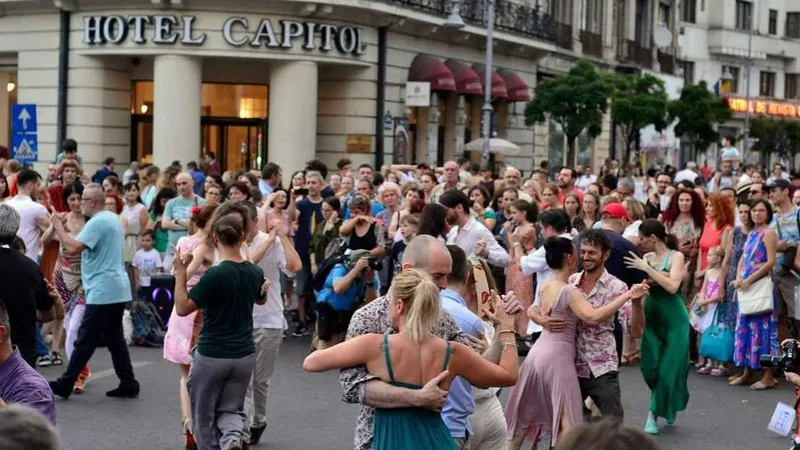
top-left (408, 54), bottom-right (456, 92)
top-left (471, 64), bottom-right (508, 99)
top-left (498, 69), bottom-right (532, 102)
top-left (444, 59), bottom-right (483, 96)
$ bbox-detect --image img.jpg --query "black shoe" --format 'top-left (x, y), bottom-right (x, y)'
top-left (291, 324), bottom-right (308, 337)
top-left (106, 383), bottom-right (139, 398)
top-left (49, 380), bottom-right (72, 400)
top-left (249, 424), bottom-right (267, 445)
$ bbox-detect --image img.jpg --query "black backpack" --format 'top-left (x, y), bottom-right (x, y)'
top-left (312, 238), bottom-right (350, 293)
top-left (130, 300), bottom-right (166, 347)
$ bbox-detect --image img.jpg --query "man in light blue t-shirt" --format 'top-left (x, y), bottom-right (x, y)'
top-left (48, 184), bottom-right (139, 400)
top-left (162, 172), bottom-right (204, 271)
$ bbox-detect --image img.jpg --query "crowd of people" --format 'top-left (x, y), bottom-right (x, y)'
top-left (1, 134), bottom-right (800, 450)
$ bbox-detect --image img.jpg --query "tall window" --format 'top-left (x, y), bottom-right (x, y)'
top-left (658, 2), bottom-right (671, 27)
top-left (681, 0), bottom-right (696, 23)
top-left (582, 0), bottom-right (604, 34)
top-left (735, 1), bottom-right (752, 30)
top-left (769, 9), bottom-right (778, 34)
top-left (722, 65), bottom-right (740, 93)
top-left (787, 13), bottom-right (800, 38)
top-left (634, 0), bottom-right (650, 45)
top-left (681, 61), bottom-right (695, 86)
top-left (760, 71), bottom-right (776, 97)
top-left (786, 74), bottom-right (799, 99)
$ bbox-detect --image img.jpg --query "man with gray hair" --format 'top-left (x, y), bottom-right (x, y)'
top-left (48, 183), bottom-right (138, 400)
top-left (0, 300), bottom-right (56, 425)
top-left (616, 177), bottom-right (636, 199)
top-left (0, 205), bottom-right (54, 367)
top-left (339, 235), bottom-right (522, 450)
top-left (0, 404), bottom-right (59, 449)
top-left (161, 172), bottom-right (204, 271)
top-left (675, 161), bottom-right (699, 185)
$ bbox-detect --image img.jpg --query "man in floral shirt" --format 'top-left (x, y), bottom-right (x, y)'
top-left (339, 235), bottom-right (521, 450)
top-left (569, 229), bottom-right (645, 418)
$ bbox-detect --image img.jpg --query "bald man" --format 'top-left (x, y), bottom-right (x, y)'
top-left (503, 167), bottom-right (533, 203)
top-left (161, 172), bottom-right (205, 271)
top-left (340, 235), bottom-right (522, 450)
top-left (430, 161), bottom-right (464, 203)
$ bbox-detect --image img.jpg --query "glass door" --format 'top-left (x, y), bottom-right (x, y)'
top-left (200, 118), bottom-right (267, 172)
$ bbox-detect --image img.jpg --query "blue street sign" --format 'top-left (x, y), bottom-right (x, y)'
top-left (11, 134), bottom-right (38, 163)
top-left (11, 104), bottom-right (37, 134)
top-left (11, 104), bottom-right (38, 163)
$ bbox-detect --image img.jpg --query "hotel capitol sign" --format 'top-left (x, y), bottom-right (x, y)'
top-left (727, 97), bottom-right (800, 118)
top-left (82, 15), bottom-right (366, 56)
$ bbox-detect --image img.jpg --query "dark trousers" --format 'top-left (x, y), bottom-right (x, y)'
top-left (579, 371), bottom-right (624, 420)
top-left (55, 302), bottom-right (137, 388)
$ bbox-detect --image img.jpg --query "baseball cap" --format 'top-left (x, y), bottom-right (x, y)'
top-left (601, 203), bottom-right (630, 220)
top-left (766, 179), bottom-right (791, 191)
top-left (347, 249), bottom-right (371, 265)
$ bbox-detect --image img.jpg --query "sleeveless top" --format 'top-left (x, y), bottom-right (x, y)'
top-left (372, 333), bottom-right (457, 450)
top-left (348, 222), bottom-right (378, 251)
top-left (123, 202), bottom-right (146, 262)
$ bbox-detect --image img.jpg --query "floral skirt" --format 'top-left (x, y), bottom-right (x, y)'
top-left (733, 295), bottom-right (779, 370)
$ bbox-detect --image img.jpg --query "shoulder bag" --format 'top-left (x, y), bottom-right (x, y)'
top-left (737, 277), bottom-right (774, 316)
top-left (699, 304), bottom-right (734, 363)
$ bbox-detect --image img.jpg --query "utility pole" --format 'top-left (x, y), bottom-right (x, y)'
top-left (742, 6), bottom-right (754, 163)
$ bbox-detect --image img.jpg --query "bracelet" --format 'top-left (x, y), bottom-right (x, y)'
top-left (500, 340), bottom-right (517, 351)
top-left (498, 330), bottom-right (515, 335)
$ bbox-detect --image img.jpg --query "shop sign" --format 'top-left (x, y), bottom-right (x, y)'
top-left (405, 82), bottom-right (431, 107)
top-left (82, 15), bottom-right (366, 56)
top-left (346, 135), bottom-right (372, 153)
top-left (727, 97), bottom-right (800, 118)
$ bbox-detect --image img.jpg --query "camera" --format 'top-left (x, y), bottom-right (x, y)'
top-left (760, 340), bottom-right (799, 376)
top-left (366, 256), bottom-right (383, 272)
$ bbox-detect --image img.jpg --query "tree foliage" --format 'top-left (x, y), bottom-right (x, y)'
top-left (667, 81), bottom-right (732, 153)
top-left (749, 116), bottom-right (800, 159)
top-left (525, 61), bottom-right (613, 167)
top-left (611, 72), bottom-right (669, 163)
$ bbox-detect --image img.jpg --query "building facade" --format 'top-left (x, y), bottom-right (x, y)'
top-left (0, 0), bottom-right (678, 175)
top-left (678, 0), bottom-right (800, 166)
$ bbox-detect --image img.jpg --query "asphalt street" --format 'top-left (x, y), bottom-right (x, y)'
top-left (39, 338), bottom-right (794, 450)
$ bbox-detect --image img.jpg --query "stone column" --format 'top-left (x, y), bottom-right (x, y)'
top-left (268, 61), bottom-right (318, 176)
top-left (0, 71), bottom-right (9, 149)
top-left (153, 55), bottom-right (201, 170)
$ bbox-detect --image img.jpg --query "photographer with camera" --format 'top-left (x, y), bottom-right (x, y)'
top-left (314, 249), bottom-right (378, 350)
top-left (771, 339), bottom-right (800, 450)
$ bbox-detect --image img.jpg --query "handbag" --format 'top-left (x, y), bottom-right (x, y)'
top-left (737, 276), bottom-right (774, 316)
top-left (699, 305), bottom-right (734, 363)
top-left (689, 294), bottom-right (717, 333)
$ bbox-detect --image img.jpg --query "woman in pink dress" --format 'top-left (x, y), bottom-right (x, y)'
top-left (505, 236), bottom-right (648, 449)
top-left (504, 199), bottom-right (537, 336)
top-left (163, 202), bottom-right (218, 450)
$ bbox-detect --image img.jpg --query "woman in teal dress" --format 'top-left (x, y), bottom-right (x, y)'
top-left (625, 219), bottom-right (690, 436)
top-left (303, 269), bottom-right (520, 450)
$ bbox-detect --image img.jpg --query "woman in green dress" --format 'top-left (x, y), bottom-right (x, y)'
top-left (303, 268), bottom-right (520, 450)
top-left (625, 219), bottom-right (690, 436)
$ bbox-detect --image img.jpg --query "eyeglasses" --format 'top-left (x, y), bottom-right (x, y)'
top-left (80, 197), bottom-right (96, 203)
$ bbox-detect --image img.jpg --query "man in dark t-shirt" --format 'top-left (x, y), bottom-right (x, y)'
top-left (293, 172), bottom-right (325, 337)
top-left (0, 206), bottom-right (54, 367)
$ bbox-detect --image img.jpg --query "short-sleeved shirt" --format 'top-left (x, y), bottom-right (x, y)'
top-left (249, 232), bottom-right (289, 330)
top-left (163, 195), bottom-right (204, 252)
top-left (295, 197), bottom-right (324, 261)
top-left (132, 248), bottom-right (163, 287)
top-left (7, 195), bottom-right (48, 261)
top-left (772, 205), bottom-right (800, 269)
top-left (189, 260), bottom-right (265, 358)
top-left (316, 263), bottom-right (367, 311)
top-left (0, 248), bottom-right (53, 366)
top-left (76, 210), bottom-right (131, 304)
top-left (0, 348), bottom-right (56, 424)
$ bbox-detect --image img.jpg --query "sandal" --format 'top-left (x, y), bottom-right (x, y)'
top-left (749, 380), bottom-right (778, 390)
top-left (729, 376), bottom-right (752, 386)
top-left (710, 367), bottom-right (726, 377)
top-left (697, 363), bottom-right (713, 374)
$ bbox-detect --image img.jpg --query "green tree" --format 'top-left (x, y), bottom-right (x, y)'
top-left (750, 116), bottom-right (800, 159)
top-left (667, 81), bottom-right (732, 155)
top-left (525, 61), bottom-right (613, 167)
top-left (611, 72), bottom-right (669, 164)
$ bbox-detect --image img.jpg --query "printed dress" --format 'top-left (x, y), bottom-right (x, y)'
top-left (733, 231), bottom-right (779, 369)
top-left (163, 235), bottom-right (206, 365)
top-left (716, 227), bottom-right (747, 337)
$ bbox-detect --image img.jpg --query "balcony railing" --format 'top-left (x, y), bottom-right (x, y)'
top-left (617, 39), bottom-right (653, 68)
top-left (580, 30), bottom-right (602, 58)
top-left (385, 0), bottom-right (558, 44)
top-left (657, 50), bottom-right (675, 75)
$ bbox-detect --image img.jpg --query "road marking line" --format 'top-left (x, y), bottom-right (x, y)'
top-left (90, 361), bottom-right (153, 381)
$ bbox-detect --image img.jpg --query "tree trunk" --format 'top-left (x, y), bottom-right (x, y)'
top-left (634, 129), bottom-right (641, 168)
top-left (567, 136), bottom-right (577, 168)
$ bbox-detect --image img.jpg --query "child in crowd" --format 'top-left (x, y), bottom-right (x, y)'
top-left (132, 230), bottom-right (163, 301)
top-left (388, 215), bottom-right (419, 287)
top-left (720, 135), bottom-right (741, 169)
top-left (694, 246), bottom-right (726, 375)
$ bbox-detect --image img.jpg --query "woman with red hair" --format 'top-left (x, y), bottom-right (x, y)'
top-left (661, 188), bottom-right (706, 365)
top-left (694, 193), bottom-right (735, 374)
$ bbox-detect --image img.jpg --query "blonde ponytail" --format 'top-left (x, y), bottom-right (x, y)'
top-left (390, 269), bottom-right (440, 343)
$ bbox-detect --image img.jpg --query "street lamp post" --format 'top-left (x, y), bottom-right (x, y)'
top-left (742, 8), bottom-right (755, 162)
top-left (445, 0), bottom-right (495, 166)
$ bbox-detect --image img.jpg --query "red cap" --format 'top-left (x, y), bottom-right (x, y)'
top-left (601, 203), bottom-right (630, 220)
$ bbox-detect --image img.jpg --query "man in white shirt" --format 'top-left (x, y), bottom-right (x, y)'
top-left (519, 209), bottom-right (572, 335)
top-left (242, 203), bottom-right (302, 447)
top-left (439, 190), bottom-right (508, 267)
top-left (7, 170), bottom-right (48, 261)
top-left (430, 161), bottom-right (464, 203)
top-left (575, 166), bottom-right (597, 191)
top-left (674, 161), bottom-right (698, 184)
